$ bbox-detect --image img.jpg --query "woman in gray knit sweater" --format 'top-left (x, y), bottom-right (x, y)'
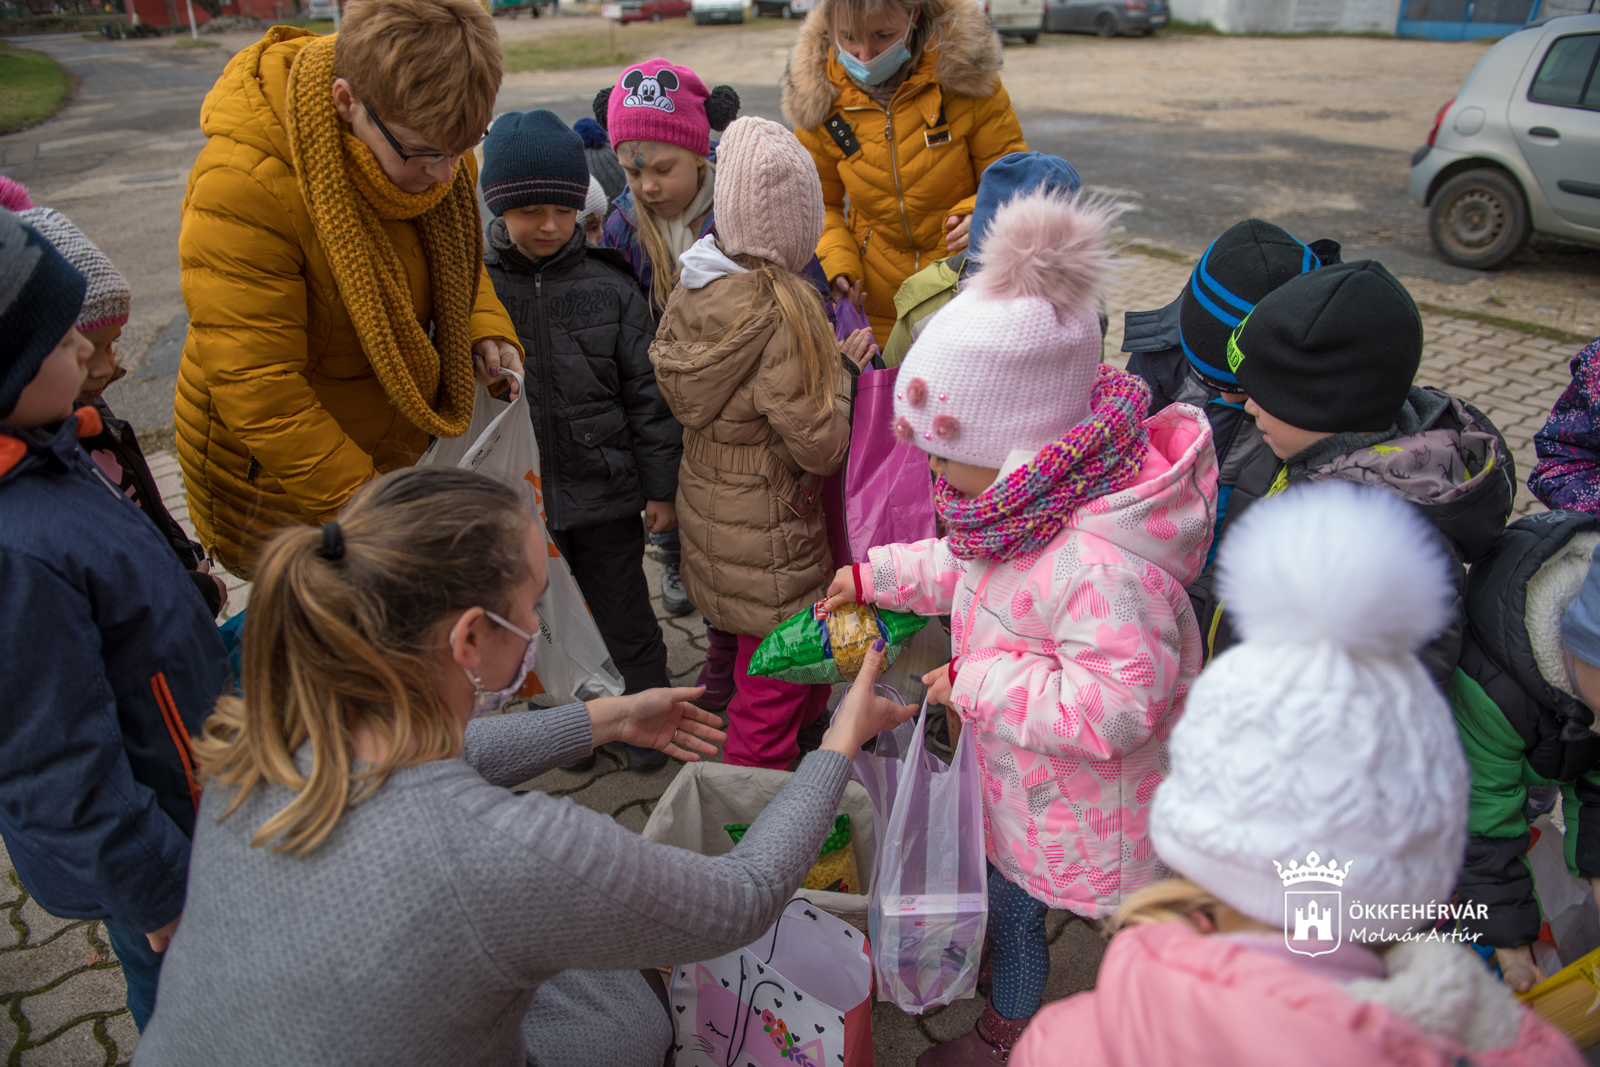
top-left (132, 468), bottom-right (914, 1067)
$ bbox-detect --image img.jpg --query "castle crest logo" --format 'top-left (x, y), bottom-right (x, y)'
top-left (1274, 851), bottom-right (1353, 958)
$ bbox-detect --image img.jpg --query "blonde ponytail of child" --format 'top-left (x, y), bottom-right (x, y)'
top-left (194, 468), bottom-right (533, 855)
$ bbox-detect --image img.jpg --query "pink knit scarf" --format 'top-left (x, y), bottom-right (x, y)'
top-left (938, 367), bottom-right (1151, 562)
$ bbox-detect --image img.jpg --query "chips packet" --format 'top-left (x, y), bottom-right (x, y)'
top-left (727, 814), bottom-right (861, 894)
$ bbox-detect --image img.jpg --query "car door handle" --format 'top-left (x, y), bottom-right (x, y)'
top-left (1528, 126), bottom-right (1561, 138)
top-left (1559, 180), bottom-right (1600, 200)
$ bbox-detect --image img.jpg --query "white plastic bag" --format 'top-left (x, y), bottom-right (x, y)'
top-left (417, 373), bottom-right (624, 706)
top-left (851, 700), bottom-right (988, 1012)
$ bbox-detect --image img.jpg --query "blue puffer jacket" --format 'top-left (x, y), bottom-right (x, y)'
top-left (0, 411), bottom-right (229, 933)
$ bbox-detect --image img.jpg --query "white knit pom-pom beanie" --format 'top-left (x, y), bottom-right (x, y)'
top-left (1150, 482), bottom-right (1469, 939)
top-left (893, 188), bottom-right (1122, 470)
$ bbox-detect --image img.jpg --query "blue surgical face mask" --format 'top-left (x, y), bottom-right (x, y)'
top-left (462, 608), bottom-right (540, 718)
top-left (837, 28), bottom-right (913, 87)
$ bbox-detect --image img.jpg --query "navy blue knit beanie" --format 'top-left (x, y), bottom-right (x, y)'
top-left (969, 152), bottom-right (1081, 258)
top-left (1179, 219), bottom-right (1321, 389)
top-left (0, 209), bottom-right (86, 419)
top-left (480, 110), bottom-right (590, 216)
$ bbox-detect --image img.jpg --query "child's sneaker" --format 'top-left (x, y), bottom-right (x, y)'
top-left (694, 624), bottom-right (737, 712)
top-left (659, 552), bottom-right (692, 616)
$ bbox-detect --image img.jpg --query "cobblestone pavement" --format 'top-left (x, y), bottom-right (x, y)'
top-left (2, 246), bottom-right (1593, 1064)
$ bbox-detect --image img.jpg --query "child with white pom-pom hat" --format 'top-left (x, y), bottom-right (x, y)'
top-left (1011, 483), bottom-right (1581, 1067)
top-left (825, 187), bottom-right (1220, 1064)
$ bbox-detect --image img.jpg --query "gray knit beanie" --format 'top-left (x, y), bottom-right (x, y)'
top-left (0, 209), bottom-right (86, 418)
top-left (18, 207), bottom-right (129, 333)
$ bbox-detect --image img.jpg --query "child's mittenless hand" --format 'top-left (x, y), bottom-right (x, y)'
top-left (923, 661), bottom-right (954, 708)
top-left (839, 327), bottom-right (878, 371)
top-left (146, 914), bottom-right (180, 953)
top-left (1494, 945), bottom-right (1546, 993)
top-left (822, 640), bottom-right (917, 755)
top-left (824, 565), bottom-right (858, 613)
top-left (644, 500), bottom-right (677, 534)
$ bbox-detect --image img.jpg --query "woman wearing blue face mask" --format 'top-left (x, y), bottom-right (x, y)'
top-left (135, 465), bottom-right (917, 1067)
top-left (781, 0), bottom-right (1028, 348)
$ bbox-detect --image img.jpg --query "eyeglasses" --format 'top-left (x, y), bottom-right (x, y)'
top-left (362, 104), bottom-right (486, 168)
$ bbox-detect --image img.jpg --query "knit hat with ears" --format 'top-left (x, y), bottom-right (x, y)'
top-left (893, 188), bottom-right (1121, 470)
top-left (18, 207), bottom-right (129, 333)
top-left (713, 117), bottom-right (823, 275)
top-left (594, 60), bottom-right (741, 159)
top-left (1151, 483), bottom-right (1469, 941)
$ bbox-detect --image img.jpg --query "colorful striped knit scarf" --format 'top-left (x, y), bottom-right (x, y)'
top-left (938, 367), bottom-right (1151, 562)
top-left (285, 35), bottom-right (480, 439)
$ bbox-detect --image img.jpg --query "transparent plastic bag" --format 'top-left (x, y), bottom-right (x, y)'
top-left (851, 699), bottom-right (987, 1012)
top-left (416, 373), bottom-right (624, 705)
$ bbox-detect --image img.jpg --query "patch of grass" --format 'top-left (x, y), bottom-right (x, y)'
top-left (0, 40), bottom-right (69, 135)
top-left (1413, 302), bottom-right (1594, 347)
top-left (1165, 18), bottom-right (1221, 34)
top-left (501, 34), bottom-right (639, 72)
top-left (172, 36), bottom-right (221, 47)
top-left (1118, 241), bottom-right (1196, 265)
top-left (0, 13), bottom-right (102, 34)
top-left (275, 17), bottom-right (336, 31)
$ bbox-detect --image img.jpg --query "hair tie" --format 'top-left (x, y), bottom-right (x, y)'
top-left (319, 522), bottom-right (345, 562)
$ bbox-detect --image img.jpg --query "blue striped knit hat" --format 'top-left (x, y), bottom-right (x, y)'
top-left (1179, 219), bottom-right (1321, 389)
top-left (480, 110), bottom-right (590, 216)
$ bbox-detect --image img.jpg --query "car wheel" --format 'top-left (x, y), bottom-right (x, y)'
top-left (1095, 12), bottom-right (1117, 36)
top-left (1021, 31), bottom-right (1038, 42)
top-left (1428, 167), bottom-right (1530, 270)
top-left (651, 10), bottom-right (661, 19)
top-left (781, 2), bottom-right (792, 16)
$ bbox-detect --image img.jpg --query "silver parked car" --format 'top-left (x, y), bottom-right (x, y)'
top-left (1410, 12), bottom-right (1600, 269)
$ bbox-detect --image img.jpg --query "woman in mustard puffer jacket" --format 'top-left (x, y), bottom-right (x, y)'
top-left (781, 0), bottom-right (1028, 346)
top-left (176, 1), bottom-right (522, 578)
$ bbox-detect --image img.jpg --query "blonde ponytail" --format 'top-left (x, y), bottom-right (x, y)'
top-left (195, 468), bottom-right (533, 855)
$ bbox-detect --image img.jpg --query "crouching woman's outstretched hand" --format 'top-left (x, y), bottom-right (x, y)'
top-left (822, 640), bottom-right (918, 755)
top-left (587, 687), bottom-right (727, 762)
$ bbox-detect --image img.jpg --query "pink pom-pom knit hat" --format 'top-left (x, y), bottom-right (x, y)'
top-left (893, 188), bottom-right (1122, 470)
top-left (604, 59), bottom-right (719, 158)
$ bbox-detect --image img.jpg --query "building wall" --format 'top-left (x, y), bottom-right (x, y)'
top-left (130, 0), bottom-right (296, 25)
top-left (1168, 0), bottom-right (1401, 32)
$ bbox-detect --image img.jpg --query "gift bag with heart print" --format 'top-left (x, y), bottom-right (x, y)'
top-left (669, 899), bottom-right (873, 1067)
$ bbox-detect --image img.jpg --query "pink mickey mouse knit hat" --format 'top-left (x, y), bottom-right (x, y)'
top-left (894, 188), bottom-right (1122, 470)
top-left (597, 59), bottom-right (740, 159)
top-left (714, 117), bottom-right (823, 275)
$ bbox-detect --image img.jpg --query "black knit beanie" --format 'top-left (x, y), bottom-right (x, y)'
top-left (0, 210), bottom-right (86, 419)
top-left (480, 110), bottom-right (591, 217)
top-left (1229, 260), bottom-right (1423, 434)
top-left (574, 118), bottom-right (627, 204)
top-left (1179, 218), bottom-right (1324, 388)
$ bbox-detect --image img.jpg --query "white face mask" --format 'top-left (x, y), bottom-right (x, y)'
top-left (459, 608), bottom-right (539, 718)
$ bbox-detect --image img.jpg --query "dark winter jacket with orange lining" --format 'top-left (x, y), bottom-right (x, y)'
top-left (0, 410), bottom-right (229, 933)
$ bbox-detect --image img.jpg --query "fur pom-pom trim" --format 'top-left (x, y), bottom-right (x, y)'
top-left (591, 87), bottom-right (613, 131)
top-left (573, 117), bottom-right (609, 149)
top-left (968, 188), bottom-right (1123, 323)
top-left (1216, 482), bottom-right (1453, 655)
top-left (705, 85), bottom-right (741, 131)
top-left (0, 176), bottom-right (33, 212)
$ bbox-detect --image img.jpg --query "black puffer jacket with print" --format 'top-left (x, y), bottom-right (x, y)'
top-left (485, 220), bottom-right (682, 531)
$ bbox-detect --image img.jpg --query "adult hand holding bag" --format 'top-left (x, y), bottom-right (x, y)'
top-left (417, 371), bottom-right (625, 706)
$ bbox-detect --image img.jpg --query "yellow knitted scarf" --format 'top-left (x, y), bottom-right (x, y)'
top-left (285, 35), bottom-right (478, 439)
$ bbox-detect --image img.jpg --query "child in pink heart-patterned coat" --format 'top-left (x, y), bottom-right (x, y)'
top-left (826, 187), bottom-right (1218, 1065)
